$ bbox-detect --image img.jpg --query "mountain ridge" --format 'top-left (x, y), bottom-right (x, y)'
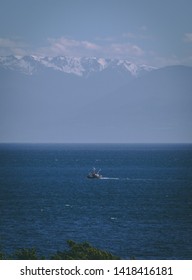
top-left (0, 55), bottom-right (156, 77)
top-left (0, 57), bottom-right (191, 143)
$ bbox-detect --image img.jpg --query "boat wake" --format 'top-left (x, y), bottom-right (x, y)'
top-left (100, 177), bottom-right (120, 180)
top-left (100, 177), bottom-right (154, 181)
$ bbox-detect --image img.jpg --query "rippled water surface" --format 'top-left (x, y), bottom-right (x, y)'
top-left (0, 144), bottom-right (192, 259)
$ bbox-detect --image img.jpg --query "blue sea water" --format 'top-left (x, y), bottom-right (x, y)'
top-left (0, 143), bottom-right (192, 260)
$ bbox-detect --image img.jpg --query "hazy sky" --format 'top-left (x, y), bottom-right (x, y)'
top-left (0, 0), bottom-right (192, 67)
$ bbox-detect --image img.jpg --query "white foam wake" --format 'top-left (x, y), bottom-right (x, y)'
top-left (100, 177), bottom-right (119, 180)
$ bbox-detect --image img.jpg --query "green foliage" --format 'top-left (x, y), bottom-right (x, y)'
top-left (12, 248), bottom-right (39, 260)
top-left (0, 240), bottom-right (120, 260)
top-left (0, 251), bottom-right (6, 260)
top-left (51, 240), bottom-right (120, 260)
top-left (0, 248), bottom-right (40, 260)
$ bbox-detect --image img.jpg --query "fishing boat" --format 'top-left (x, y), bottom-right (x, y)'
top-left (87, 168), bottom-right (102, 179)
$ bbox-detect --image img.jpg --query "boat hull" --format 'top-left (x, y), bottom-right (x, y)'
top-left (87, 175), bottom-right (102, 179)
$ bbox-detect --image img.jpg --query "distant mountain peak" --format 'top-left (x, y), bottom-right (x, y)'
top-left (0, 55), bottom-right (157, 77)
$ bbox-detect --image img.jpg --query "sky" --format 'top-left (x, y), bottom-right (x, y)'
top-left (0, 0), bottom-right (192, 67)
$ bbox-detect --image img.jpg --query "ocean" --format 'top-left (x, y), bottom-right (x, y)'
top-left (0, 143), bottom-right (192, 260)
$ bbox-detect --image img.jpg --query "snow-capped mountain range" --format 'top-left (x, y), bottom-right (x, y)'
top-left (0, 55), bottom-right (156, 77)
top-left (0, 54), bottom-right (192, 143)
